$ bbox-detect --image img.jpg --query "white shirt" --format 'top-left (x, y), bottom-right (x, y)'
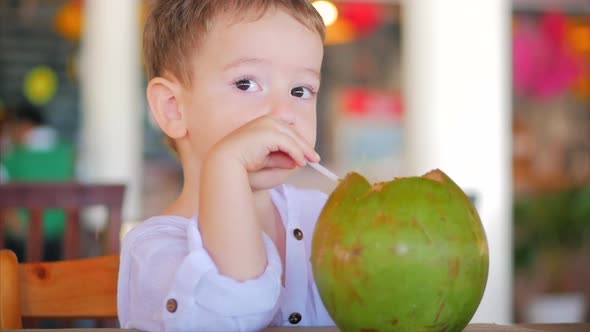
top-left (117, 184), bottom-right (335, 332)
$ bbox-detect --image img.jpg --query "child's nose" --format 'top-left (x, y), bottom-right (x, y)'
top-left (269, 100), bottom-right (296, 125)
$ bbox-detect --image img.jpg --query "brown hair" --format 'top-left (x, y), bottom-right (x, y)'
top-left (143, 0), bottom-right (326, 153)
top-left (144, 0), bottom-right (325, 84)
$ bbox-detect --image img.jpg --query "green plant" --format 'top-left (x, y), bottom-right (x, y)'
top-left (513, 186), bottom-right (590, 272)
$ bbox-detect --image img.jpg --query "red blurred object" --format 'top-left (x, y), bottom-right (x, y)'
top-left (342, 89), bottom-right (403, 120)
top-left (339, 2), bottom-right (383, 36)
top-left (541, 11), bottom-right (568, 48)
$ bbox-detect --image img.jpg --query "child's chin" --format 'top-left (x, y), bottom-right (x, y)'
top-left (249, 167), bottom-right (298, 191)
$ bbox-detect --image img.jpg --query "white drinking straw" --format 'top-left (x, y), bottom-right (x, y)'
top-left (307, 162), bottom-right (340, 182)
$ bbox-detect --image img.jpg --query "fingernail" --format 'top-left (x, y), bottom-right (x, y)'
top-left (315, 152), bottom-right (321, 161)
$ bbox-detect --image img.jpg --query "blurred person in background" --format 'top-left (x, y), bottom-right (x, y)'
top-left (0, 102), bottom-right (75, 261)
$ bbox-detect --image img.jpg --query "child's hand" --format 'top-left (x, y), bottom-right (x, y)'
top-left (207, 115), bottom-right (320, 174)
top-left (199, 115), bottom-right (319, 281)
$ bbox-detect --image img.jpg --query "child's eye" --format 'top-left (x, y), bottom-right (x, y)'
top-left (291, 86), bottom-right (314, 99)
top-left (234, 79), bottom-right (260, 92)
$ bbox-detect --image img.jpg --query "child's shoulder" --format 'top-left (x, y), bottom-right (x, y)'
top-left (121, 215), bottom-right (196, 249)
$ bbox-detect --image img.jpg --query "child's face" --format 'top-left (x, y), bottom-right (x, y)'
top-left (179, 8), bottom-right (324, 175)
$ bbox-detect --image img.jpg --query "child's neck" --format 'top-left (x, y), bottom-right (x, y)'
top-left (162, 161), bottom-right (202, 218)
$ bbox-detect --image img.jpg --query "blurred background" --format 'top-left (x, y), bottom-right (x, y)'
top-left (0, 0), bottom-right (588, 325)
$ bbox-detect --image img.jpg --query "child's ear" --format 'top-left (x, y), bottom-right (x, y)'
top-left (146, 77), bottom-right (187, 139)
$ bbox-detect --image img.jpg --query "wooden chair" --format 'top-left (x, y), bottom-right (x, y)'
top-left (0, 182), bottom-right (125, 261)
top-left (0, 249), bottom-right (119, 329)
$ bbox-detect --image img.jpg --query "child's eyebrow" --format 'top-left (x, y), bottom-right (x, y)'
top-left (223, 57), bottom-right (320, 80)
top-left (302, 67), bottom-right (320, 80)
top-left (223, 57), bottom-right (269, 71)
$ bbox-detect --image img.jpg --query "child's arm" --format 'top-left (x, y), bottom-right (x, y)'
top-left (118, 218), bottom-right (282, 332)
top-left (199, 115), bottom-right (319, 281)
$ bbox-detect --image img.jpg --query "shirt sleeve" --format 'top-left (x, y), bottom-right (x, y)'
top-left (117, 219), bottom-right (282, 332)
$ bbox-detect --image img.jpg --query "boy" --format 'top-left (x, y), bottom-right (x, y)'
top-left (117, 1), bottom-right (335, 331)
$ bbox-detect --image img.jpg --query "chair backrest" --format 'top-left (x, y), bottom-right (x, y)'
top-left (0, 249), bottom-right (119, 330)
top-left (0, 182), bottom-right (125, 261)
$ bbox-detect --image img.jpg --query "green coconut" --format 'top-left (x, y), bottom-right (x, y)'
top-left (311, 169), bottom-right (489, 332)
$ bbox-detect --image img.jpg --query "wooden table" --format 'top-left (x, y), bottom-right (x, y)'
top-left (5, 323), bottom-right (590, 332)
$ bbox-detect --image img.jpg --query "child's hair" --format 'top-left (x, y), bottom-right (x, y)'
top-left (143, 0), bottom-right (326, 154)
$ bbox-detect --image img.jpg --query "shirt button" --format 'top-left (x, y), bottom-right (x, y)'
top-left (288, 312), bottom-right (302, 324)
top-left (293, 228), bottom-right (303, 241)
top-left (166, 299), bottom-right (178, 313)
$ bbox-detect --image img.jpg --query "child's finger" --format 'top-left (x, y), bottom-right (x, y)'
top-left (271, 120), bottom-right (320, 163)
top-left (265, 152), bottom-right (298, 169)
top-left (269, 131), bottom-right (307, 167)
top-left (292, 129), bottom-right (320, 163)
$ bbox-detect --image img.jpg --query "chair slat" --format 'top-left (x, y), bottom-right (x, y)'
top-left (107, 206), bottom-right (123, 254)
top-left (64, 208), bottom-right (80, 259)
top-left (27, 209), bottom-right (44, 262)
top-left (0, 250), bottom-right (23, 329)
top-left (0, 208), bottom-right (5, 250)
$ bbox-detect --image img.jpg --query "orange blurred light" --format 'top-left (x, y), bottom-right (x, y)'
top-left (325, 17), bottom-right (358, 45)
top-left (54, 1), bottom-right (83, 42)
top-left (568, 25), bottom-right (590, 54)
